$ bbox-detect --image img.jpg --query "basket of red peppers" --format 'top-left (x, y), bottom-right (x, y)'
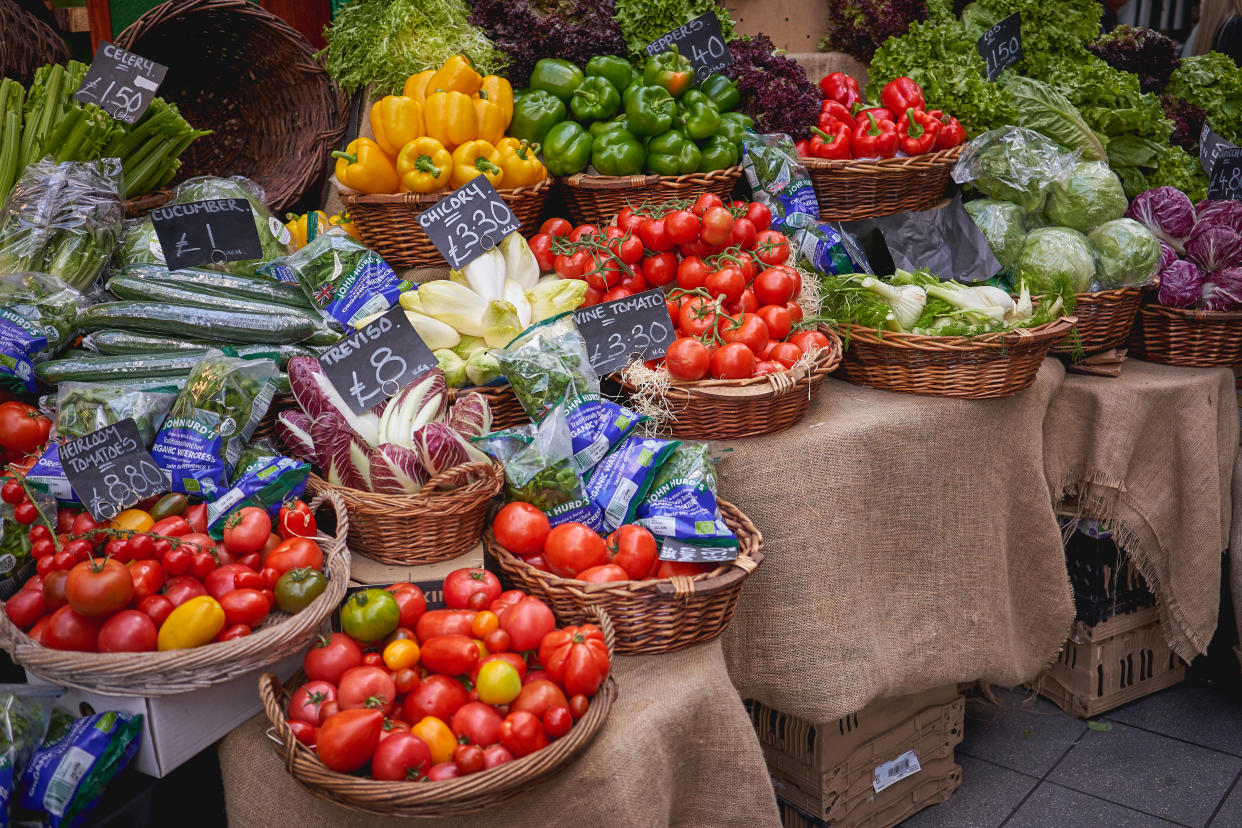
top-left (794, 73), bottom-right (968, 221)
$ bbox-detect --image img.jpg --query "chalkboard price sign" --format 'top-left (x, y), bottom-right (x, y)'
top-left (573, 288), bottom-right (676, 375)
top-left (416, 178), bottom-right (521, 270)
top-left (977, 14), bottom-right (1022, 82)
top-left (150, 199), bottom-right (263, 270)
top-left (73, 43), bottom-right (167, 124)
top-left (645, 12), bottom-right (733, 79)
top-left (318, 304), bottom-right (438, 415)
top-left (60, 419), bottom-right (168, 522)
top-left (1201, 123), bottom-right (1239, 175)
top-left (1208, 151), bottom-right (1242, 200)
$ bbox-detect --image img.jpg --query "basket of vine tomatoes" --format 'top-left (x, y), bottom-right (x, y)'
top-left (259, 573), bottom-right (616, 817)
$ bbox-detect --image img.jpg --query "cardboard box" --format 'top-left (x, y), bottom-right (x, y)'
top-left (349, 544), bottom-right (484, 610)
top-left (28, 652), bottom-right (300, 778)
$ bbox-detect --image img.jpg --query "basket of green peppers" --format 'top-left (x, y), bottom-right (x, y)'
top-left (509, 49), bottom-right (749, 226)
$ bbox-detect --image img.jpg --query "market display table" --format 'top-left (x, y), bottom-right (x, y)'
top-left (218, 639), bottom-right (781, 827)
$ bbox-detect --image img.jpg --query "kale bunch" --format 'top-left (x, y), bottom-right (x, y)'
top-left (1087, 25), bottom-right (1182, 94)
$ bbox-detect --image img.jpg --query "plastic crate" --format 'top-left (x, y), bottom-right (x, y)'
top-left (1064, 530), bottom-right (1155, 626)
top-left (775, 756), bottom-right (963, 828)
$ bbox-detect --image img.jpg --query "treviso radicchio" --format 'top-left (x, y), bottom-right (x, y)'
top-left (1125, 186), bottom-right (1195, 252)
top-left (1184, 224), bottom-right (1242, 272)
top-left (275, 410), bottom-right (315, 463)
top-left (1203, 267), bottom-right (1242, 311)
top-left (369, 444), bottom-right (429, 494)
top-left (1157, 260), bottom-right (1205, 308)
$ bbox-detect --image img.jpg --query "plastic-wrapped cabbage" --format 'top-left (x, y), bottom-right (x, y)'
top-left (1013, 227), bottom-right (1097, 295)
top-left (1044, 162), bottom-right (1128, 232)
top-left (951, 127), bottom-right (1080, 215)
top-left (1087, 219), bottom-right (1161, 289)
top-left (963, 199), bottom-right (1028, 270)
top-left (1157, 259), bottom-right (1204, 308)
top-left (1125, 186), bottom-right (1195, 252)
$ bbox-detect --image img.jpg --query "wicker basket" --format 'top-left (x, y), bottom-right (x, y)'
top-left (800, 146), bottom-right (964, 221)
top-left (488, 499), bottom-right (763, 655)
top-left (1129, 302), bottom-right (1242, 366)
top-left (116, 0), bottom-right (346, 211)
top-left (305, 460), bottom-right (503, 566)
top-left (251, 392), bottom-right (297, 443)
top-left (123, 189), bottom-right (173, 218)
top-left (617, 335), bottom-right (842, 439)
top-left (1050, 288), bottom-right (1142, 357)
top-left (341, 178), bottom-right (553, 268)
top-left (835, 316), bottom-right (1076, 398)
top-left (0, 491), bottom-right (350, 696)
top-left (260, 605), bottom-right (617, 817)
top-left (560, 167), bottom-right (742, 226)
top-left (447, 385), bottom-right (528, 431)
top-left (0, 0), bottom-right (69, 87)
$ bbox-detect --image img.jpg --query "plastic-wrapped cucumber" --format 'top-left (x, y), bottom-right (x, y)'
top-left (36, 346), bottom-right (287, 383)
top-left (81, 330), bottom-right (313, 366)
top-left (78, 301), bottom-right (318, 344)
top-left (119, 264), bottom-right (317, 312)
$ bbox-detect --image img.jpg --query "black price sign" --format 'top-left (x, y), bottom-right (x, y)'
top-left (1201, 123), bottom-right (1239, 175)
top-left (573, 288), bottom-right (676, 375)
top-left (73, 43), bottom-right (167, 124)
top-left (318, 304), bottom-right (438, 415)
top-left (977, 13), bottom-right (1021, 82)
top-left (1208, 151), bottom-right (1242, 200)
top-left (416, 178), bottom-right (521, 270)
top-left (658, 538), bottom-right (738, 564)
top-left (150, 199), bottom-right (262, 270)
top-left (60, 419), bottom-right (168, 522)
top-left (645, 12), bottom-right (733, 79)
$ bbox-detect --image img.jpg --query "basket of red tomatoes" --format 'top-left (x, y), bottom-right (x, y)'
top-left (260, 572), bottom-right (616, 817)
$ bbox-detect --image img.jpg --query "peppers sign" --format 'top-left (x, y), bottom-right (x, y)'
top-left (646, 12), bottom-right (733, 79)
top-left (573, 288), bottom-right (676, 375)
top-left (318, 304), bottom-right (438, 415)
top-left (60, 419), bottom-right (169, 522)
top-left (150, 198), bottom-right (263, 270)
top-left (977, 13), bottom-right (1022, 82)
top-left (417, 177), bottom-right (521, 270)
top-left (74, 43), bottom-right (167, 124)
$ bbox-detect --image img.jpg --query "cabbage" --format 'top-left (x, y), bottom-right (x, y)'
top-left (1203, 267), bottom-right (1242, 311)
top-left (1157, 260), bottom-right (1205, 308)
top-left (447, 392), bottom-right (493, 438)
top-left (1184, 224), bottom-right (1242, 272)
top-left (1087, 219), bottom-right (1162, 289)
top-left (412, 422), bottom-right (470, 478)
top-left (964, 199), bottom-right (1028, 270)
top-left (1044, 162), bottom-right (1128, 232)
top-left (1013, 227), bottom-right (1097, 294)
top-left (1125, 186), bottom-right (1195, 252)
top-left (274, 410), bottom-right (315, 462)
top-left (1158, 241), bottom-right (1178, 273)
top-left (369, 443), bottom-right (428, 494)
top-left (1195, 199), bottom-right (1242, 233)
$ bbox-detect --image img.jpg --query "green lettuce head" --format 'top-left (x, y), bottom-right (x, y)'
top-left (1013, 226), bottom-right (1097, 294)
top-left (964, 199), bottom-right (1028, 271)
top-left (1043, 161), bottom-right (1128, 232)
top-left (1087, 218), bottom-right (1162, 289)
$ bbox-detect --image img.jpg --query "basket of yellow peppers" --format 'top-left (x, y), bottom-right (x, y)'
top-left (333, 55), bottom-right (553, 267)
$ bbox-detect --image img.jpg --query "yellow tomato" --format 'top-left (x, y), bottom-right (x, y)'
top-left (382, 638), bottom-right (420, 671)
top-left (110, 509), bottom-right (154, 533)
top-left (157, 596), bottom-right (225, 651)
top-left (476, 660), bottom-right (521, 705)
top-left (411, 716), bottom-right (456, 764)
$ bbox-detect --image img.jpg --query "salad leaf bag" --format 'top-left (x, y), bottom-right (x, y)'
top-left (52, 381), bottom-right (178, 445)
top-left (0, 685), bottom-right (60, 827)
top-left (636, 442), bottom-right (738, 554)
top-left (0, 272), bottom-right (84, 393)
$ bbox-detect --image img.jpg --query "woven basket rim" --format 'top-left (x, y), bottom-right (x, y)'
top-left (341, 177), bottom-right (554, 207)
top-left (839, 315), bottom-right (1077, 352)
top-left (798, 144), bottom-right (964, 173)
top-left (307, 459), bottom-right (503, 506)
top-left (563, 166), bottom-right (742, 191)
top-left (1138, 302), bottom-right (1242, 322)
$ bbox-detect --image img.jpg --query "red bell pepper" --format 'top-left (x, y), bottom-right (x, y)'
top-left (853, 106), bottom-right (894, 129)
top-left (795, 138), bottom-right (811, 158)
top-left (808, 124), bottom-right (851, 160)
top-left (852, 112), bottom-right (898, 159)
top-left (819, 72), bottom-right (861, 108)
top-left (927, 109), bottom-right (967, 150)
top-left (880, 77), bottom-right (925, 114)
top-left (896, 107), bottom-right (940, 155)
top-left (819, 100), bottom-right (853, 128)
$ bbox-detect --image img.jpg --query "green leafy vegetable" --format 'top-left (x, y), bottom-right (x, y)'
top-left (613, 0), bottom-right (736, 62)
top-left (1000, 74), bottom-right (1106, 161)
top-left (1167, 52), bottom-right (1242, 145)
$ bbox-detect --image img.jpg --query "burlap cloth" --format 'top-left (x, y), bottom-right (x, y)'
top-left (218, 639), bottom-right (780, 827)
top-left (1225, 444), bottom-right (1241, 670)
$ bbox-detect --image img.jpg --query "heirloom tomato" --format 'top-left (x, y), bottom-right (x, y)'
top-left (317, 709), bottom-right (384, 772)
top-left (290, 680), bottom-right (339, 726)
top-left (544, 523), bottom-right (607, 578)
top-left (304, 633), bottom-right (364, 684)
top-left (338, 666), bottom-right (397, 714)
top-left (539, 623), bottom-right (610, 696)
top-left (491, 502), bottom-right (550, 558)
top-left (371, 732), bottom-right (432, 781)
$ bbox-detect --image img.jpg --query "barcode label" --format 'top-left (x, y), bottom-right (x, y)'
top-left (873, 749), bottom-right (921, 794)
top-left (604, 478), bottom-right (638, 529)
top-left (44, 746), bottom-right (94, 816)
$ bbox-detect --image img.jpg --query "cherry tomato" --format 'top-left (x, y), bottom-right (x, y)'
top-left (700, 206), bottom-right (735, 245)
top-left (483, 744), bottom-right (515, 768)
top-left (453, 743), bottom-right (485, 774)
top-left (711, 342), bottom-right (756, 379)
top-left (543, 706), bottom-right (573, 739)
top-left (0, 479), bottom-right (25, 505)
top-left (499, 710), bottom-right (548, 757)
top-left (569, 694), bottom-right (590, 719)
top-left (161, 575), bottom-right (207, 607)
top-left (393, 668), bottom-right (421, 696)
top-left (12, 502), bottom-right (37, 526)
top-left (137, 594), bottom-right (174, 628)
top-left (127, 559), bottom-right (164, 604)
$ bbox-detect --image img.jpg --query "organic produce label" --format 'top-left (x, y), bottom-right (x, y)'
top-left (646, 12), bottom-right (733, 78)
top-left (1207, 152), bottom-right (1242, 200)
top-left (657, 536), bottom-right (738, 563)
top-left (150, 199), bottom-right (263, 269)
top-left (1201, 123), bottom-right (1240, 176)
top-left (416, 178), bottom-right (520, 269)
top-left (73, 43), bottom-right (167, 124)
top-left (0, 308), bottom-right (47, 393)
top-left (977, 13), bottom-right (1021, 82)
top-left (572, 289), bottom-right (676, 375)
top-left (60, 419), bottom-right (168, 522)
top-left (318, 304), bottom-right (438, 415)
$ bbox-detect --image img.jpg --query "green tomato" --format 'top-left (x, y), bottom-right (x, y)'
top-left (274, 566), bottom-right (327, 614)
top-left (339, 588), bottom-right (400, 644)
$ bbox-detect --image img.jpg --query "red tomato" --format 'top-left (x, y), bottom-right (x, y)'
top-left (543, 706), bottom-right (573, 739)
top-left (338, 666), bottom-right (398, 714)
top-left (492, 502), bottom-right (550, 557)
top-left (222, 506), bottom-right (271, 555)
top-left (614, 208), bottom-right (642, 233)
top-left (185, 503), bottom-right (207, 535)
top-left (554, 252), bottom-right (584, 280)
top-left (499, 710), bottom-right (548, 757)
top-left (569, 223), bottom-right (599, 242)
top-left (426, 762), bottom-right (462, 781)
top-left (578, 564), bottom-right (630, 583)
top-left (539, 623), bottom-right (610, 696)
top-left (451, 701), bottom-right (504, 746)
top-left (618, 266), bottom-right (647, 294)
top-left (731, 217), bottom-right (757, 249)
top-left (499, 596), bottom-right (556, 652)
top-left (219, 589), bottom-right (271, 628)
top-left (540, 217), bottom-right (572, 237)
top-left (711, 342), bottom-right (756, 379)
top-left (700, 206), bottom-right (735, 245)
top-left (290, 680), bottom-right (339, 726)
top-left (757, 305), bottom-right (793, 340)
top-left (161, 544), bottom-right (191, 577)
top-left (403, 675), bottom-right (468, 722)
top-left (161, 575), bottom-right (207, 607)
top-left (544, 523), bottom-right (607, 578)
top-left (372, 731), bottom-right (433, 781)
top-left (483, 743), bottom-right (515, 769)
top-left (529, 233), bottom-right (555, 272)
top-left (126, 560), bottom-right (164, 604)
top-left (720, 313), bottom-right (770, 355)
top-left (601, 286), bottom-right (632, 302)
top-left (678, 296), bottom-right (720, 337)
top-left (416, 609), bottom-right (477, 642)
top-left (489, 589), bottom-right (525, 619)
top-left (656, 560), bottom-right (714, 578)
top-left (42, 605), bottom-right (101, 652)
top-left (204, 563), bottom-right (263, 600)
top-left (420, 635), bottom-right (480, 676)
top-left (569, 694), bottom-right (590, 719)
top-left (613, 232), bottom-right (643, 265)
top-left (443, 568), bottom-right (501, 611)
top-left (606, 525), bottom-right (659, 579)
top-left (149, 516), bottom-right (190, 537)
top-left (675, 256), bottom-right (711, 290)
top-left (705, 266), bottom-right (746, 303)
top-left (754, 360), bottom-right (785, 375)
top-left (454, 743), bottom-right (485, 774)
top-left (95, 610), bottom-right (156, 652)
top-left (0, 402), bottom-right (50, 456)
top-left (393, 668), bottom-right (420, 696)
top-left (288, 720), bottom-right (316, 747)
top-left (386, 584), bottom-right (426, 629)
top-left (304, 632), bottom-right (365, 684)
top-left (785, 301), bottom-right (804, 323)
top-left (65, 558), bottom-right (133, 618)
top-left (755, 230), bottom-right (790, 266)
top-left (483, 628), bottom-right (511, 653)
top-left (510, 679), bottom-right (569, 717)
top-left (642, 251), bottom-right (678, 286)
top-left (70, 511), bottom-right (101, 537)
top-left (664, 337), bottom-right (709, 382)
top-left (316, 709), bottom-right (384, 772)
top-left (217, 624), bottom-right (251, 641)
top-left (5, 587), bottom-right (46, 629)
top-left (790, 330), bottom-right (832, 354)
top-left (266, 537), bottom-right (323, 575)
top-left (664, 209), bottom-right (701, 244)
top-left (753, 268), bottom-right (796, 306)
top-left (692, 192), bottom-right (723, 216)
top-left (770, 342), bottom-right (803, 368)
top-left (128, 533), bottom-right (156, 561)
top-left (636, 217), bottom-right (672, 252)
top-left (27, 616), bottom-right (47, 646)
top-left (745, 202), bottom-right (772, 232)
top-left (137, 594), bottom-right (174, 627)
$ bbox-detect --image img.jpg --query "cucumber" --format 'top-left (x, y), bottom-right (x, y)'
top-left (121, 264), bottom-right (316, 312)
top-left (37, 347), bottom-right (291, 384)
top-left (79, 301), bottom-right (319, 345)
top-left (82, 330), bottom-right (315, 367)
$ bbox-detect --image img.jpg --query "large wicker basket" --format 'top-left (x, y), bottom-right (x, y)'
top-left (259, 605), bottom-right (617, 817)
top-left (1128, 302), bottom-right (1242, 366)
top-left (0, 0), bottom-right (69, 87)
top-left (561, 167), bottom-right (742, 226)
top-left (447, 385), bottom-right (528, 431)
top-left (0, 491), bottom-right (350, 696)
top-left (1050, 288), bottom-right (1142, 357)
top-left (116, 0), bottom-right (346, 211)
top-left (305, 460), bottom-right (503, 566)
top-left (123, 189), bottom-right (173, 218)
top-left (835, 316), bottom-right (1076, 398)
top-left (342, 178), bottom-right (553, 268)
top-left (488, 499), bottom-right (763, 655)
top-left (800, 146), bottom-right (963, 221)
top-left (617, 335), bottom-right (842, 439)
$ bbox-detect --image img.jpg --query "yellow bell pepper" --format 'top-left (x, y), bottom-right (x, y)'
top-left (397, 137), bottom-right (453, 193)
top-left (370, 95), bottom-right (424, 158)
top-left (403, 69), bottom-right (436, 103)
top-left (478, 75), bottom-right (513, 125)
top-left (424, 90), bottom-right (477, 150)
top-left (157, 596), bottom-right (226, 651)
top-left (473, 98), bottom-right (505, 146)
top-left (284, 210), bottom-right (329, 250)
top-left (109, 508), bottom-right (154, 533)
top-left (328, 212), bottom-right (360, 241)
top-left (332, 137), bottom-right (400, 194)
top-left (496, 137), bottom-right (548, 188)
top-left (411, 716), bottom-right (457, 764)
top-left (428, 54), bottom-right (482, 96)
top-left (450, 140), bottom-right (503, 189)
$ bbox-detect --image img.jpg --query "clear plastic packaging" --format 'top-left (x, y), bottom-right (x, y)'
top-left (53, 381), bottom-right (179, 445)
top-left (952, 127), bottom-right (1081, 216)
top-left (0, 271), bottom-right (85, 392)
top-left (0, 684), bottom-right (62, 826)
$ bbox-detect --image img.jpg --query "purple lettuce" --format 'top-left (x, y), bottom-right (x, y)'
top-left (1157, 260), bottom-right (1206, 308)
top-left (412, 422), bottom-right (471, 479)
top-left (1125, 186), bottom-right (1195, 253)
top-left (274, 410), bottom-right (315, 462)
top-left (369, 444), bottom-right (428, 494)
top-left (1184, 224), bottom-right (1242, 272)
top-left (1158, 241), bottom-right (1178, 273)
top-left (1194, 199), bottom-right (1242, 234)
top-left (1203, 267), bottom-right (1242, 311)
top-left (446, 392), bottom-right (493, 439)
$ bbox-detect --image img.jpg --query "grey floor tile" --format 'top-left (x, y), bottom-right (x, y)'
top-left (959, 686), bottom-right (1088, 777)
top-left (899, 756), bottom-right (1039, 828)
top-left (1207, 776), bottom-right (1242, 827)
top-left (1004, 782), bottom-right (1184, 828)
top-left (1048, 725), bottom-right (1242, 826)
top-left (1104, 683), bottom-right (1242, 758)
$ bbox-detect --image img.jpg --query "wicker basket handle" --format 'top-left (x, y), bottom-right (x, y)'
top-left (418, 460), bottom-right (502, 498)
top-left (307, 487), bottom-right (349, 567)
top-left (259, 671), bottom-right (301, 773)
top-left (586, 605), bottom-right (616, 662)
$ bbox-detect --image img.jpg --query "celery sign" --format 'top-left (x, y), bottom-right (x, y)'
top-left (74, 43), bottom-right (167, 124)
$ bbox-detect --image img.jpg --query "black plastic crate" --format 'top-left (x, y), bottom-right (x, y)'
top-left (1065, 529), bottom-right (1155, 626)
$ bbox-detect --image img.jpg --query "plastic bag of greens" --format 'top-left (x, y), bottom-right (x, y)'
top-left (52, 381), bottom-right (178, 445)
top-left (952, 127), bottom-right (1080, 216)
top-left (205, 443), bottom-right (309, 537)
top-left (1087, 218), bottom-right (1162, 289)
top-left (584, 435), bottom-right (679, 532)
top-left (0, 160), bottom-right (123, 291)
top-left (1043, 161), bottom-right (1129, 233)
top-left (0, 272), bottom-right (85, 393)
top-left (0, 685), bottom-right (61, 825)
top-left (1012, 226), bottom-right (1097, 295)
top-left (636, 442), bottom-right (738, 558)
top-left (964, 199), bottom-right (1029, 271)
top-left (150, 351), bottom-right (280, 500)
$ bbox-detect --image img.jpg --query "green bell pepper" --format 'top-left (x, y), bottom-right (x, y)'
top-left (646, 129), bottom-right (700, 176)
top-left (510, 90), bottom-right (567, 145)
top-left (591, 128), bottom-right (646, 176)
top-left (698, 134), bottom-right (739, 171)
top-left (585, 55), bottom-right (635, 96)
top-left (589, 118), bottom-right (627, 138)
top-left (529, 58), bottom-right (584, 102)
top-left (570, 77), bottom-right (621, 123)
top-left (678, 90), bottom-right (721, 141)
top-left (700, 74), bottom-right (741, 112)
top-left (624, 86), bottom-right (675, 137)
top-left (717, 111), bottom-right (750, 145)
top-left (643, 46), bottom-right (695, 97)
top-left (542, 121), bottom-right (593, 177)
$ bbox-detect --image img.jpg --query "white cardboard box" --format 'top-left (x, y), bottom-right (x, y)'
top-left (349, 544), bottom-right (484, 610)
